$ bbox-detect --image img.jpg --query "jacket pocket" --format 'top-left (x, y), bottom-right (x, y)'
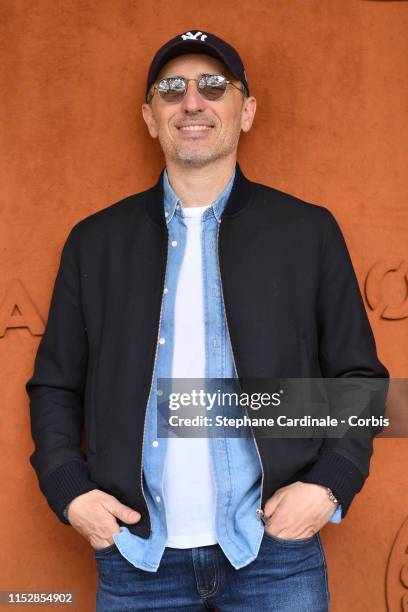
top-left (85, 355), bottom-right (98, 454)
top-left (297, 332), bottom-right (331, 438)
top-left (298, 332), bottom-right (309, 377)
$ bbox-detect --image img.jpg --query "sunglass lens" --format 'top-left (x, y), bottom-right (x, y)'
top-left (158, 78), bottom-right (186, 103)
top-left (199, 75), bottom-right (228, 100)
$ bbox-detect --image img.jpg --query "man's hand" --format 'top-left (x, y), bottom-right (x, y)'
top-left (262, 482), bottom-right (338, 540)
top-left (66, 489), bottom-right (141, 550)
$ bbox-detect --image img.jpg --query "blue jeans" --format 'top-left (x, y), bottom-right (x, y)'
top-left (94, 531), bottom-right (330, 611)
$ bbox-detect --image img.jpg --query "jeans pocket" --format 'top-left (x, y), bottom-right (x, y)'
top-left (93, 542), bottom-right (118, 557)
top-left (263, 528), bottom-right (318, 546)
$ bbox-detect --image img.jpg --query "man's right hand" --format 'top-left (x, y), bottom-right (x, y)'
top-left (66, 489), bottom-right (141, 550)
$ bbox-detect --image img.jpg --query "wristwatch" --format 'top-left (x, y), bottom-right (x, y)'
top-left (327, 487), bottom-right (339, 506)
top-left (63, 503), bottom-right (70, 522)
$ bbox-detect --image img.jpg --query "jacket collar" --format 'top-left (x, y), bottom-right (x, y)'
top-left (162, 166), bottom-right (236, 224)
top-left (144, 162), bottom-right (254, 229)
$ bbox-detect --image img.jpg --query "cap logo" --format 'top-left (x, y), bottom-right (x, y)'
top-left (181, 31), bottom-right (207, 42)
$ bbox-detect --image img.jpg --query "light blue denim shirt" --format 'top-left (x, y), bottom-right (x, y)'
top-left (112, 166), bottom-right (342, 572)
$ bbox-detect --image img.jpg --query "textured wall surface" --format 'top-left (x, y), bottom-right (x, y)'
top-left (0, 1), bottom-right (407, 610)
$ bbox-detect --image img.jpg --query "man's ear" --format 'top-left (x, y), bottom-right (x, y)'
top-left (142, 102), bottom-right (159, 138)
top-left (241, 96), bottom-right (257, 133)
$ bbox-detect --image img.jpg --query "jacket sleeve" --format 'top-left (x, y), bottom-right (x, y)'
top-left (25, 225), bottom-right (100, 525)
top-left (298, 208), bottom-right (389, 518)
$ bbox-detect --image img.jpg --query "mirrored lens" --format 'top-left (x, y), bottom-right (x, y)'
top-left (157, 77), bottom-right (186, 103)
top-left (199, 75), bottom-right (228, 101)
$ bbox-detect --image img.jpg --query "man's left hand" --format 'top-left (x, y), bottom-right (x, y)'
top-left (263, 482), bottom-right (338, 540)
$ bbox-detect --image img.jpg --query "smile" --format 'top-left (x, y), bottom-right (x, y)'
top-left (178, 125), bottom-right (213, 131)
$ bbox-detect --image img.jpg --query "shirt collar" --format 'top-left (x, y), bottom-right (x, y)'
top-left (162, 166), bottom-right (236, 225)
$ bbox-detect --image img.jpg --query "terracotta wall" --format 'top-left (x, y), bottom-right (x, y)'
top-left (1, 1), bottom-right (407, 610)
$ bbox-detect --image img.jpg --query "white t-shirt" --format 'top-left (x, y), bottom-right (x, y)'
top-left (162, 203), bottom-right (218, 548)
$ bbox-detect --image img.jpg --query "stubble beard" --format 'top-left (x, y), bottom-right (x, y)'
top-left (157, 125), bottom-right (241, 169)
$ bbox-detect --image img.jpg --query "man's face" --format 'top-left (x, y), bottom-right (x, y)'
top-left (142, 53), bottom-right (256, 168)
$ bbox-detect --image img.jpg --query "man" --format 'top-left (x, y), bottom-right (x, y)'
top-left (26, 30), bottom-right (389, 611)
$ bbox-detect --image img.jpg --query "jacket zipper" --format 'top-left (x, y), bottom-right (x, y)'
top-left (139, 230), bottom-right (169, 535)
top-left (216, 220), bottom-right (266, 520)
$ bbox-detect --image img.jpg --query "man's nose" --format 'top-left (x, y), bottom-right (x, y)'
top-left (180, 80), bottom-right (205, 113)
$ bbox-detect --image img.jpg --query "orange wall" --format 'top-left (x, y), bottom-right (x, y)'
top-left (1, 1), bottom-right (407, 610)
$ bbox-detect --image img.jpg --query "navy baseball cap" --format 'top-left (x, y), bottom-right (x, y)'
top-left (145, 29), bottom-right (250, 102)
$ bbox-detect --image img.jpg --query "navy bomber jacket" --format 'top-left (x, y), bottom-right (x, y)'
top-left (25, 163), bottom-right (389, 537)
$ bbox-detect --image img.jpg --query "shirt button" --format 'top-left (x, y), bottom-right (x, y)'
top-left (163, 287), bottom-right (168, 294)
top-left (164, 211), bottom-right (169, 217)
top-left (152, 440), bottom-right (159, 448)
top-left (157, 389), bottom-right (163, 396)
top-left (159, 337), bottom-right (166, 345)
top-left (171, 240), bottom-right (178, 247)
top-left (155, 495), bottom-right (161, 503)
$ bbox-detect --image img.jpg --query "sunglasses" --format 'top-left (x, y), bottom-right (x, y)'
top-left (148, 73), bottom-right (245, 104)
